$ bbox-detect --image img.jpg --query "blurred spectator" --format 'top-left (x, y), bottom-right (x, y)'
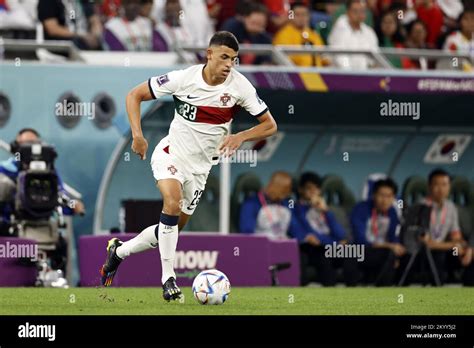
top-left (273, 1), bottom-right (327, 66)
top-left (350, 178), bottom-right (405, 286)
top-left (103, 0), bottom-right (167, 51)
top-left (308, 1), bottom-right (335, 43)
top-left (329, 0), bottom-right (376, 31)
top-left (401, 169), bottom-right (474, 285)
top-left (0, 0), bottom-right (38, 32)
top-left (208, 0), bottom-right (239, 30)
top-left (221, 1), bottom-right (273, 65)
top-left (37, 0), bottom-right (102, 50)
top-left (154, 0), bottom-right (192, 50)
top-left (289, 172), bottom-right (352, 286)
top-left (382, 0), bottom-right (417, 26)
top-left (101, 0), bottom-right (121, 20)
top-left (404, 19), bottom-right (433, 69)
top-left (263, 0), bottom-right (307, 33)
top-left (443, 7), bottom-right (474, 71)
top-left (140, 0), bottom-right (153, 19)
top-left (328, 0), bottom-right (379, 70)
top-left (153, 0), bottom-right (214, 47)
top-left (415, 0), bottom-right (443, 47)
top-left (437, 0), bottom-right (464, 36)
top-left (375, 10), bottom-right (408, 68)
top-left (239, 171), bottom-right (293, 240)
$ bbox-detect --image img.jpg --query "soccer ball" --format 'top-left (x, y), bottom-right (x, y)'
top-left (192, 269), bottom-right (231, 305)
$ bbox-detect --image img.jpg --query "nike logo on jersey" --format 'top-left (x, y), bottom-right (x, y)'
top-left (187, 95), bottom-right (198, 99)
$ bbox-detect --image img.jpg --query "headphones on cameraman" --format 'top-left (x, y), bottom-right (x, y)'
top-left (10, 128), bottom-right (41, 154)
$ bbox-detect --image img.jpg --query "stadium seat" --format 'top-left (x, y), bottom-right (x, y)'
top-left (321, 174), bottom-right (355, 240)
top-left (230, 172), bottom-right (262, 232)
top-left (401, 176), bottom-right (428, 207)
top-left (321, 174), bottom-right (356, 212)
top-left (186, 175), bottom-right (219, 232)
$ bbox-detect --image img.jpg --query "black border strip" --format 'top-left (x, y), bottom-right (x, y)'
top-left (1, 315), bottom-right (473, 346)
top-left (147, 78), bottom-right (157, 99)
top-left (252, 107), bottom-right (268, 118)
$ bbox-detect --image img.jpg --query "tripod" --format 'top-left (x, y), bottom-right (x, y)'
top-left (398, 237), bottom-right (441, 286)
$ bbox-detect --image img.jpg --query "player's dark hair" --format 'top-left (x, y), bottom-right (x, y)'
top-left (290, 1), bottom-right (308, 12)
top-left (373, 178), bottom-right (398, 195)
top-left (428, 168), bottom-right (451, 185)
top-left (299, 172), bottom-right (322, 189)
top-left (17, 128), bottom-right (40, 139)
top-left (209, 31), bottom-right (239, 52)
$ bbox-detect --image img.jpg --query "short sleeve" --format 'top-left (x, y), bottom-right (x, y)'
top-left (38, 0), bottom-right (61, 21)
top-left (148, 70), bottom-right (184, 99)
top-left (238, 77), bottom-right (268, 117)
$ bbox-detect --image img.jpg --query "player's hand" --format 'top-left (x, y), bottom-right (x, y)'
top-left (219, 134), bottom-right (244, 157)
top-left (131, 136), bottom-right (148, 160)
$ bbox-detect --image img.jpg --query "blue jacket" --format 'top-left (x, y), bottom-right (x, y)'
top-left (289, 202), bottom-right (346, 245)
top-left (350, 200), bottom-right (400, 245)
top-left (239, 193), bottom-right (292, 234)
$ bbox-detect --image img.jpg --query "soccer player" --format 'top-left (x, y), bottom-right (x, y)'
top-left (100, 31), bottom-right (277, 301)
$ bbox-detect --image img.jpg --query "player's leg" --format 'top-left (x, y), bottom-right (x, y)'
top-left (100, 222), bottom-right (160, 286)
top-left (178, 212), bottom-right (191, 231)
top-left (100, 137), bottom-right (182, 287)
top-left (156, 178), bottom-right (184, 301)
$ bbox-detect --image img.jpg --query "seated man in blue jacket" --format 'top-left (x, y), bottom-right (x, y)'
top-left (289, 172), bottom-right (351, 286)
top-left (239, 171), bottom-right (293, 240)
top-left (350, 178), bottom-right (405, 286)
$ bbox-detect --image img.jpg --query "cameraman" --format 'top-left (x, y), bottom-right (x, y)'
top-left (0, 128), bottom-right (85, 231)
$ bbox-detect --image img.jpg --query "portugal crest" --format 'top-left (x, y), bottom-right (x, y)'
top-left (167, 165), bottom-right (177, 175)
top-left (220, 93), bottom-right (231, 106)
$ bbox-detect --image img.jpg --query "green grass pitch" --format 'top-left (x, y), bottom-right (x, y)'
top-left (0, 287), bottom-right (472, 315)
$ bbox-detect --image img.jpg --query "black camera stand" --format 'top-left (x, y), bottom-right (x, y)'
top-left (398, 241), bottom-right (441, 286)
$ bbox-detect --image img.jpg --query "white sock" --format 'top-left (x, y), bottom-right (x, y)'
top-left (158, 220), bottom-right (179, 284)
top-left (116, 224), bottom-right (159, 259)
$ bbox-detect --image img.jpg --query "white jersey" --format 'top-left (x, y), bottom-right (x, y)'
top-left (148, 64), bottom-right (268, 174)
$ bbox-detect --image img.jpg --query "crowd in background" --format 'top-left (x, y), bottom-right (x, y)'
top-left (0, 0), bottom-right (473, 70)
top-left (239, 169), bottom-right (474, 286)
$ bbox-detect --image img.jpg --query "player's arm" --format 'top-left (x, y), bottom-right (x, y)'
top-left (126, 82), bottom-right (154, 160)
top-left (219, 111), bottom-right (277, 156)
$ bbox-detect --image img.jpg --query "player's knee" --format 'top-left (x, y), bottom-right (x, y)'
top-left (162, 197), bottom-right (182, 215)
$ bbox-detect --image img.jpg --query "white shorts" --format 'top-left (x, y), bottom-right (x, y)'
top-left (150, 137), bottom-right (209, 216)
